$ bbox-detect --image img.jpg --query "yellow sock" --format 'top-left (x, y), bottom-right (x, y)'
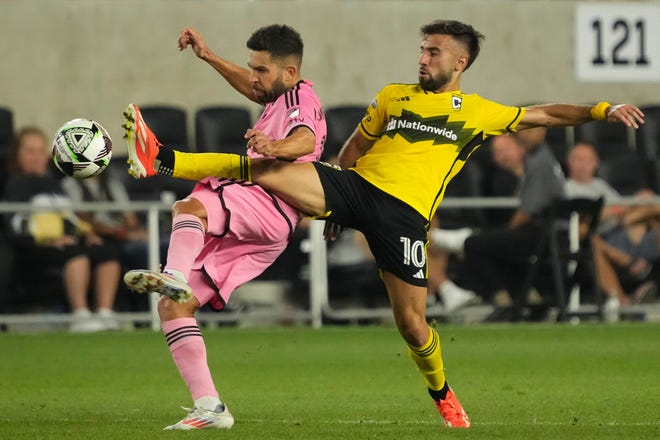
top-left (172, 151), bottom-right (251, 181)
top-left (408, 326), bottom-right (446, 391)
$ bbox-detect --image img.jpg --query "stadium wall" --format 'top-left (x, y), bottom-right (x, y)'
top-left (1, 0), bottom-right (659, 154)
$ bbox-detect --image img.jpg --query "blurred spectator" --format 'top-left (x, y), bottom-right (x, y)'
top-left (61, 171), bottom-right (168, 270)
top-left (482, 132), bottom-right (526, 226)
top-left (565, 142), bottom-right (659, 307)
top-left (432, 129), bottom-right (565, 319)
top-left (2, 126), bottom-right (121, 331)
top-left (430, 134), bottom-right (530, 312)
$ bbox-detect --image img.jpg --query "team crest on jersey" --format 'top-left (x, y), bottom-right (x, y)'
top-left (452, 95), bottom-right (462, 111)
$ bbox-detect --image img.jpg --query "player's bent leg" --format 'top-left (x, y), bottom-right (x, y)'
top-left (383, 272), bottom-right (471, 428)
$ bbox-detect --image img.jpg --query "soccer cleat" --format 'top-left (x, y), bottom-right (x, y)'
top-left (123, 269), bottom-right (193, 304)
top-left (433, 388), bottom-right (471, 428)
top-left (163, 404), bottom-right (234, 431)
top-left (122, 103), bottom-right (161, 178)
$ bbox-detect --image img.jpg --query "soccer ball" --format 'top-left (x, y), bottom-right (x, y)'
top-left (51, 118), bottom-right (112, 179)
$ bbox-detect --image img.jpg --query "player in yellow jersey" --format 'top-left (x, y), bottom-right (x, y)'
top-left (125, 20), bottom-right (645, 428)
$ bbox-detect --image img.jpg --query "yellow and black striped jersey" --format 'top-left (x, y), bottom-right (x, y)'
top-left (356, 83), bottom-right (525, 221)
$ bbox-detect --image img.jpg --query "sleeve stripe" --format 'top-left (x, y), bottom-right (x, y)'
top-left (285, 83), bottom-right (301, 109)
top-left (506, 107), bottom-right (523, 132)
top-left (359, 121), bottom-right (378, 139)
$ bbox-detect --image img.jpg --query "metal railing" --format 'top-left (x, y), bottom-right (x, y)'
top-left (2, 195), bottom-right (659, 329)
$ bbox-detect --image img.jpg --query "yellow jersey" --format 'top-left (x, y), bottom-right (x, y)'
top-left (356, 83), bottom-right (524, 221)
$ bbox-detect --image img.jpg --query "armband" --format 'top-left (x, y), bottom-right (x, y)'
top-left (590, 101), bottom-right (611, 121)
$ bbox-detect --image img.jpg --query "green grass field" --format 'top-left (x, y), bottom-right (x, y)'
top-left (1, 323), bottom-right (659, 439)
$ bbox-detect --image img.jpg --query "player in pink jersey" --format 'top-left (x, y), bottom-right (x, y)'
top-left (123, 25), bottom-right (326, 430)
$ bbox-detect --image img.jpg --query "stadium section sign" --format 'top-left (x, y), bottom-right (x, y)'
top-left (575, 2), bottom-right (660, 82)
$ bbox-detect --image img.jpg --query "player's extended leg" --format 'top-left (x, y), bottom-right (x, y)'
top-left (382, 271), bottom-right (471, 428)
top-left (122, 103), bottom-right (327, 217)
top-left (157, 296), bottom-right (234, 430)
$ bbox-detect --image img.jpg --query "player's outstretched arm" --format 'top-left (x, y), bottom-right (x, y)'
top-left (337, 128), bottom-right (374, 169)
top-left (519, 102), bottom-right (645, 131)
top-left (177, 27), bottom-right (255, 102)
top-left (245, 126), bottom-right (315, 161)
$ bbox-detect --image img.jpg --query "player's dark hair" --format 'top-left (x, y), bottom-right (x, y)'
top-left (247, 24), bottom-right (304, 66)
top-left (420, 20), bottom-right (484, 70)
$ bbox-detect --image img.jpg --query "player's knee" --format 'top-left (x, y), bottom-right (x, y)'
top-left (396, 316), bottom-right (429, 346)
top-left (172, 197), bottom-right (207, 220)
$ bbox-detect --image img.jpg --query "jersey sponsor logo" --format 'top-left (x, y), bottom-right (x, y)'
top-left (384, 109), bottom-right (472, 144)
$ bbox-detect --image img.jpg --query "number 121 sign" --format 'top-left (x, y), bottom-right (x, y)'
top-left (576, 2), bottom-right (660, 82)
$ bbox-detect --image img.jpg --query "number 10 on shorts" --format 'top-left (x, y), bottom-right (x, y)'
top-left (575, 2), bottom-right (660, 82)
top-left (400, 236), bottom-right (426, 268)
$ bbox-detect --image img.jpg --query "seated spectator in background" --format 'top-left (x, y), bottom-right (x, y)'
top-left (565, 142), bottom-right (658, 306)
top-left (433, 129), bottom-right (565, 318)
top-left (61, 170), bottom-right (168, 270)
top-left (482, 131), bottom-right (526, 226)
top-left (428, 133), bottom-right (527, 312)
top-left (2, 127), bottom-right (121, 331)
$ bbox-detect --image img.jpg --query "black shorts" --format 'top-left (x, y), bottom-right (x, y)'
top-left (312, 162), bottom-right (429, 286)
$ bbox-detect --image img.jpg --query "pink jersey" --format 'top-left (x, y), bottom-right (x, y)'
top-left (187, 79), bottom-right (326, 309)
top-left (248, 79), bottom-right (326, 163)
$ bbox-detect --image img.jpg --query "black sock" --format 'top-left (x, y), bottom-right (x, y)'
top-left (428, 381), bottom-right (450, 401)
top-left (155, 147), bottom-right (175, 175)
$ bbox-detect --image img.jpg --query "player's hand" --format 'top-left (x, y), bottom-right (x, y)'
top-left (245, 128), bottom-right (274, 156)
top-left (177, 27), bottom-right (209, 59)
top-left (606, 104), bottom-right (645, 129)
top-left (323, 221), bottom-right (343, 241)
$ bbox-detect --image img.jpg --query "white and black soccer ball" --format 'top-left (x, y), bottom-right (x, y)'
top-left (51, 118), bottom-right (112, 179)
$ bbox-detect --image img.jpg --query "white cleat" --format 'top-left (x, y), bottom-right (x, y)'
top-left (163, 404), bottom-right (234, 430)
top-left (123, 269), bottom-right (193, 304)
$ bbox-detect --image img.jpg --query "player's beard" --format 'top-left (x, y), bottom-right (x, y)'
top-left (255, 76), bottom-right (288, 104)
top-left (418, 70), bottom-right (452, 92)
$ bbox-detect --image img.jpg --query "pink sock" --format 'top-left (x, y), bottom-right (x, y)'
top-left (162, 317), bottom-right (218, 400)
top-left (165, 214), bottom-right (205, 280)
